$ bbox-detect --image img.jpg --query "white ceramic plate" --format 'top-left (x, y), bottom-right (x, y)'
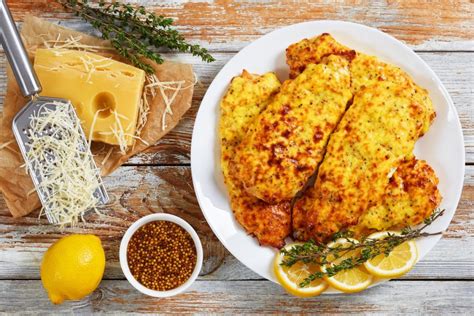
top-left (191, 21), bottom-right (465, 292)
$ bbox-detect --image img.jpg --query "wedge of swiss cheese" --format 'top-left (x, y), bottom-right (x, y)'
top-left (34, 48), bottom-right (146, 146)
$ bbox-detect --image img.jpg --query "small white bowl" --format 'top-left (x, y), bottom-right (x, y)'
top-left (119, 213), bottom-right (203, 297)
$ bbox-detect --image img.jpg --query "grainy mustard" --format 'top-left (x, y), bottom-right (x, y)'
top-left (127, 220), bottom-right (197, 291)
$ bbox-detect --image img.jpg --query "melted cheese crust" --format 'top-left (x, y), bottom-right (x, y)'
top-left (233, 55), bottom-right (353, 203)
top-left (287, 34), bottom-right (436, 134)
top-left (220, 70), bottom-right (281, 152)
top-left (293, 81), bottom-right (436, 242)
top-left (219, 71), bottom-right (291, 248)
top-left (354, 157), bottom-right (441, 235)
top-left (287, 34), bottom-right (439, 242)
top-left (350, 53), bottom-right (435, 135)
top-left (220, 33), bottom-right (441, 247)
top-left (286, 33), bottom-right (353, 79)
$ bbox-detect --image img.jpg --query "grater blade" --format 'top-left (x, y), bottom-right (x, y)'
top-left (12, 96), bottom-right (109, 224)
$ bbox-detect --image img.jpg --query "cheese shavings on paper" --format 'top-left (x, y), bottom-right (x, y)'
top-left (144, 73), bottom-right (197, 131)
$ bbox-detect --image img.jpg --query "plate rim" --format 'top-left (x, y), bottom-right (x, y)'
top-left (191, 20), bottom-right (465, 292)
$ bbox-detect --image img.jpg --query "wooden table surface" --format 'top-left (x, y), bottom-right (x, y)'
top-left (1, 0), bottom-right (473, 314)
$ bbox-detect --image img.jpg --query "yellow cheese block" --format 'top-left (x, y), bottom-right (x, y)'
top-left (34, 48), bottom-right (146, 146)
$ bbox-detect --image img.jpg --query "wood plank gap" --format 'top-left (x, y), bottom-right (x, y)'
top-left (122, 163), bottom-right (191, 167)
top-left (196, 278), bottom-right (474, 282)
top-left (390, 278), bottom-right (474, 282)
top-left (414, 50), bottom-right (474, 53)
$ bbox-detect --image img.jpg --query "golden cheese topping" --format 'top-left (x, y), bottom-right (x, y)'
top-left (293, 81), bottom-right (435, 242)
top-left (220, 70), bottom-right (282, 156)
top-left (233, 55), bottom-right (353, 204)
top-left (350, 53), bottom-right (436, 135)
top-left (350, 53), bottom-right (410, 94)
top-left (34, 48), bottom-right (146, 146)
top-left (286, 33), bottom-right (353, 79)
top-left (220, 71), bottom-right (291, 248)
top-left (220, 70), bottom-right (281, 190)
top-left (354, 157), bottom-right (441, 235)
top-left (286, 34), bottom-right (436, 134)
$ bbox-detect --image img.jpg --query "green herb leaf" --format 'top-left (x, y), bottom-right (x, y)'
top-left (57, 0), bottom-right (215, 74)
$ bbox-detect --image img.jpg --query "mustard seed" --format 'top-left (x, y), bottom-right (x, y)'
top-left (127, 220), bottom-right (197, 291)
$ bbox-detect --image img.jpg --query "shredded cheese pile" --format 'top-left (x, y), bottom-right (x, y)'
top-left (25, 101), bottom-right (103, 225)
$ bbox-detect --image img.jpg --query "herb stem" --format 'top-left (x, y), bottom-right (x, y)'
top-left (57, 0), bottom-right (215, 73)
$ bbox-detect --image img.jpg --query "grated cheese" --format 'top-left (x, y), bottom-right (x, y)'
top-left (0, 140), bottom-right (14, 150)
top-left (42, 34), bottom-right (114, 53)
top-left (24, 101), bottom-right (103, 226)
top-left (88, 109), bottom-right (107, 148)
top-left (142, 73), bottom-right (197, 132)
top-left (136, 90), bottom-right (150, 139)
top-left (101, 147), bottom-right (114, 166)
top-left (110, 110), bottom-right (128, 155)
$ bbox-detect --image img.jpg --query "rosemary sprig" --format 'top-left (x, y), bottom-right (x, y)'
top-left (57, 0), bottom-right (215, 73)
top-left (281, 209), bottom-right (445, 288)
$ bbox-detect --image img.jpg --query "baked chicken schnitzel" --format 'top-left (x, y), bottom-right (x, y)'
top-left (354, 156), bottom-right (441, 236)
top-left (232, 54), bottom-right (354, 204)
top-left (220, 70), bottom-right (291, 248)
top-left (287, 34), bottom-right (435, 134)
top-left (219, 33), bottom-right (441, 248)
top-left (287, 34), bottom-right (439, 242)
top-left (292, 80), bottom-right (437, 242)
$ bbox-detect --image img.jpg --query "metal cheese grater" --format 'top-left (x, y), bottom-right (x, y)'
top-left (0, 0), bottom-right (108, 223)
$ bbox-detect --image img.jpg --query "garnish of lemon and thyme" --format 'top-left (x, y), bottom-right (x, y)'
top-left (57, 0), bottom-right (215, 74)
top-left (274, 209), bottom-right (444, 295)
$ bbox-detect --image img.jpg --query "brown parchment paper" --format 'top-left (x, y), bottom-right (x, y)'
top-left (0, 16), bottom-right (194, 217)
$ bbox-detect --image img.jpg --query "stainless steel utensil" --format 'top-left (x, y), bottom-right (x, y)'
top-left (0, 0), bottom-right (108, 223)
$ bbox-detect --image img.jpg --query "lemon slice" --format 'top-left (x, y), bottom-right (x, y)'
top-left (321, 238), bottom-right (373, 293)
top-left (274, 243), bottom-right (328, 297)
top-left (363, 231), bottom-right (418, 278)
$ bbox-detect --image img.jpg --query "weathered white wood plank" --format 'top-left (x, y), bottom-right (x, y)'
top-left (0, 280), bottom-right (471, 314)
top-left (0, 165), bottom-right (471, 281)
top-left (20, 20), bottom-right (474, 52)
top-left (2, 52), bottom-right (471, 164)
top-left (7, 0), bottom-right (474, 51)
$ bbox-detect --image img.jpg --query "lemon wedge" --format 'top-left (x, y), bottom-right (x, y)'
top-left (321, 238), bottom-right (373, 293)
top-left (274, 243), bottom-right (328, 297)
top-left (363, 231), bottom-right (418, 278)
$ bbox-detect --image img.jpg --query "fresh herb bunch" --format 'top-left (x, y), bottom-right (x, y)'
top-left (57, 0), bottom-right (215, 73)
top-left (281, 209), bottom-right (445, 288)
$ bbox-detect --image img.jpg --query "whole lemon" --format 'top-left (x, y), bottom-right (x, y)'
top-left (40, 234), bottom-right (106, 304)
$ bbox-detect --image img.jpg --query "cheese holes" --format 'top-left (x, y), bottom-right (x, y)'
top-left (93, 92), bottom-right (116, 118)
top-left (121, 71), bottom-right (135, 77)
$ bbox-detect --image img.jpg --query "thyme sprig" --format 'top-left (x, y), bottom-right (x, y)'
top-left (57, 0), bottom-right (215, 73)
top-left (281, 209), bottom-right (445, 288)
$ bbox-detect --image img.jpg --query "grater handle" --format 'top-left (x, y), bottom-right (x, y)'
top-left (0, 0), bottom-right (41, 97)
